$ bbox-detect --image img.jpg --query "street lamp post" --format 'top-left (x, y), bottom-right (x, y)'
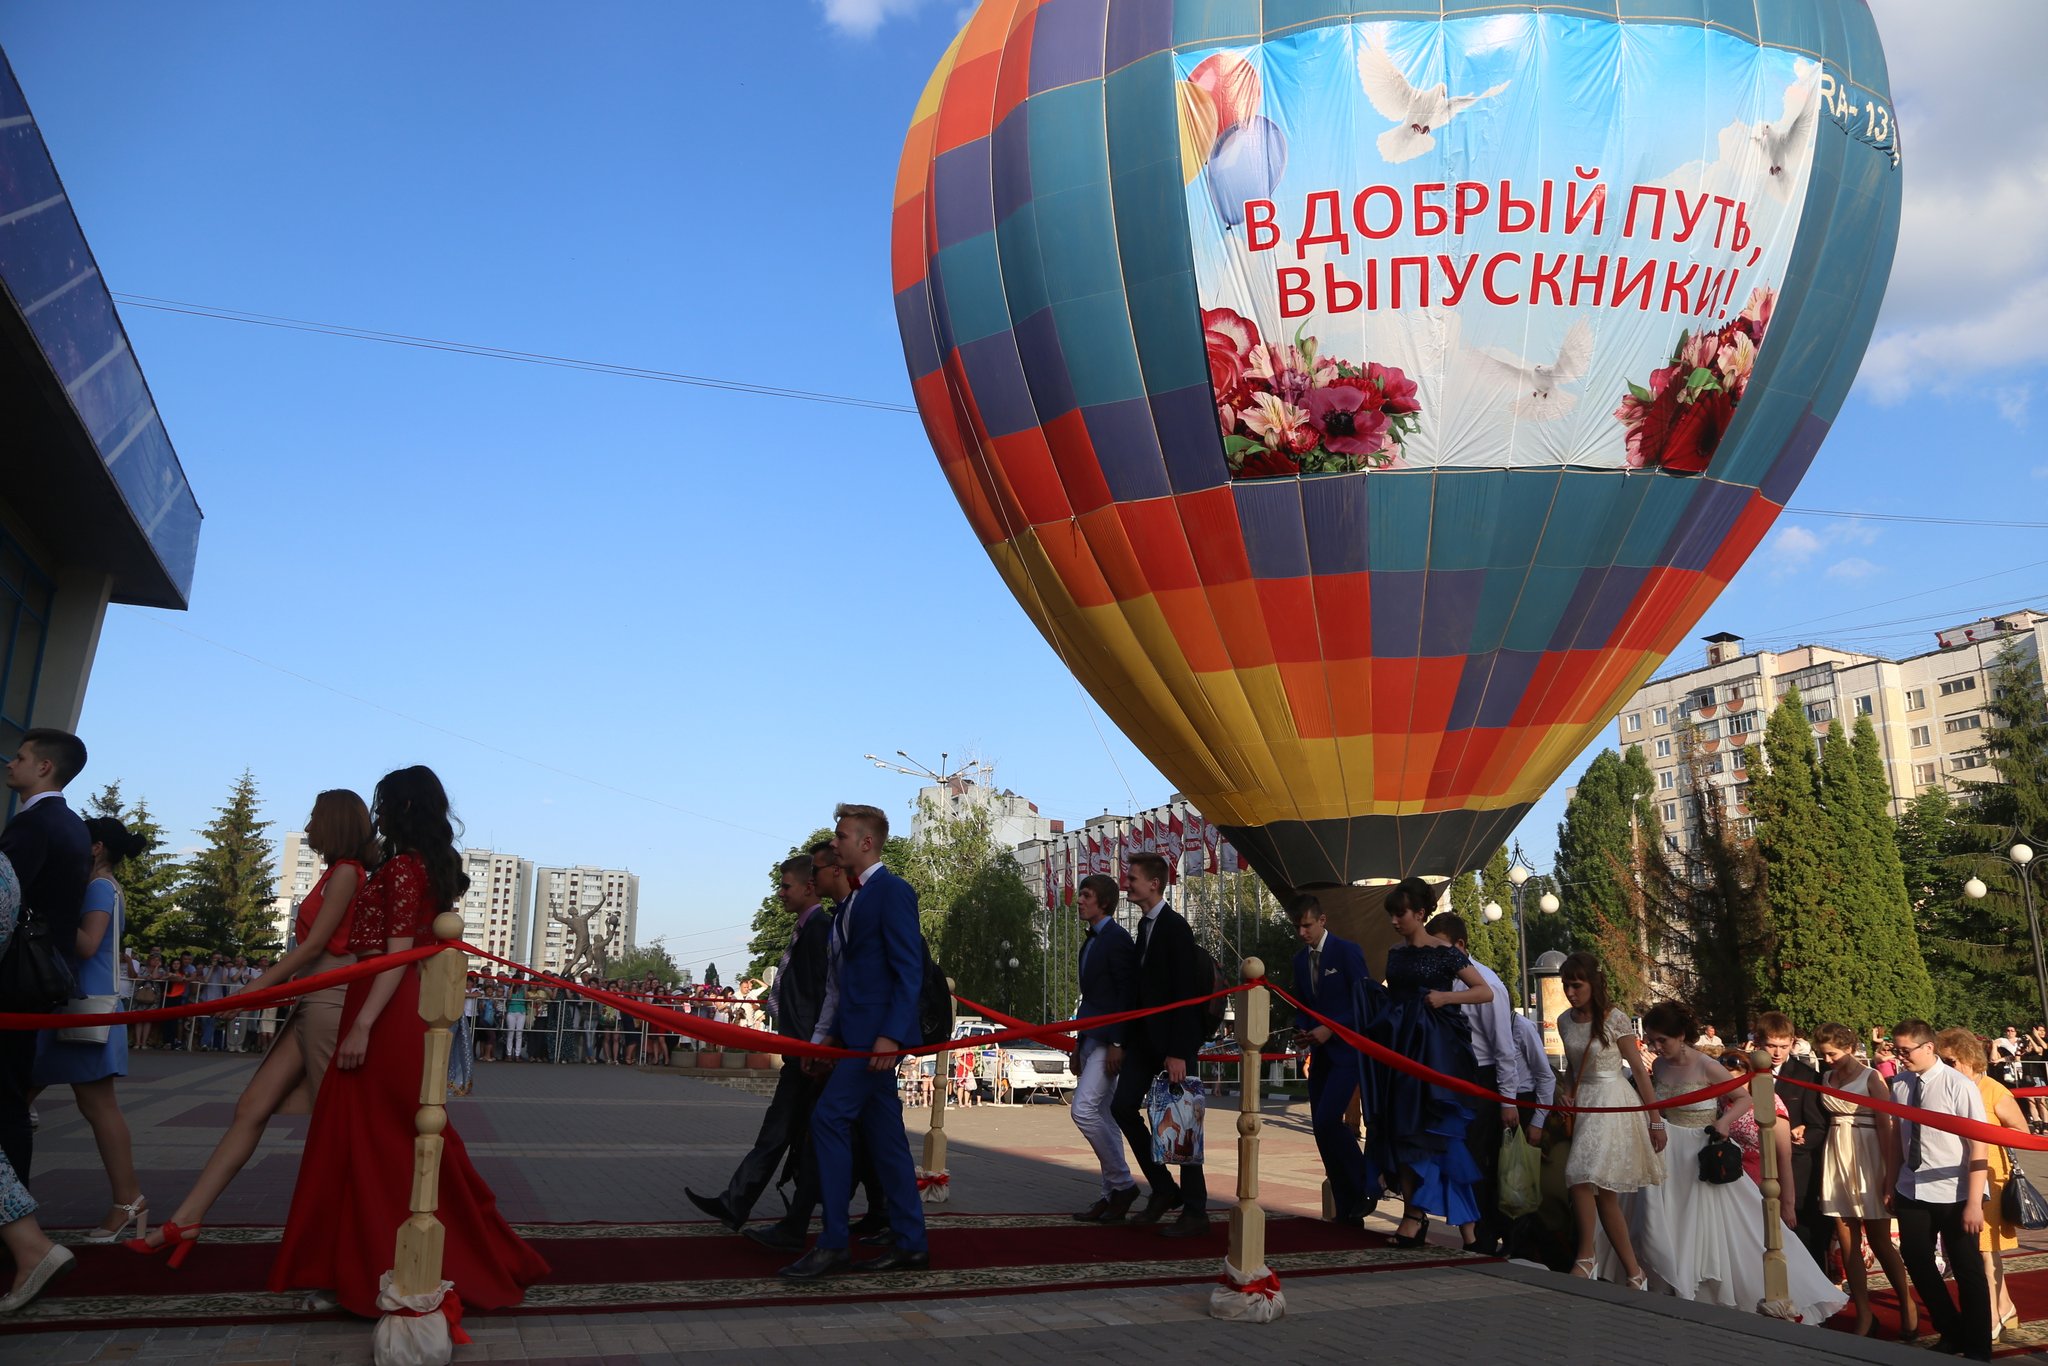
top-left (1484, 854), bottom-right (1560, 1021)
top-left (1000, 940), bottom-right (1019, 1016)
top-left (1965, 833), bottom-right (2046, 1031)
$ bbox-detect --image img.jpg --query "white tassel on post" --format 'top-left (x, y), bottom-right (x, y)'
top-left (1208, 1256), bottom-right (1286, 1323)
top-left (916, 1167), bottom-right (951, 1203)
top-left (372, 1272), bottom-right (456, 1366)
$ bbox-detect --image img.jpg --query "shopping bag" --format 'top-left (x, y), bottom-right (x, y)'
top-left (1146, 1072), bottom-right (1205, 1166)
top-left (1498, 1127), bottom-right (1542, 1217)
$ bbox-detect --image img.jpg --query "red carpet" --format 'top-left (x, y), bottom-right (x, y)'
top-left (1820, 1251), bottom-right (2048, 1358)
top-left (0, 1213), bottom-right (1481, 1331)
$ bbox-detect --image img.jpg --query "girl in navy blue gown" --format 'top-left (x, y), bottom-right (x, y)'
top-left (1364, 877), bottom-right (1495, 1250)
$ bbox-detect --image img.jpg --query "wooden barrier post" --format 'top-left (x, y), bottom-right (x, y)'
top-left (919, 977), bottom-right (955, 1201)
top-left (1749, 1046), bottom-right (1796, 1319)
top-left (1209, 956), bottom-right (1282, 1321)
top-left (378, 911), bottom-right (467, 1365)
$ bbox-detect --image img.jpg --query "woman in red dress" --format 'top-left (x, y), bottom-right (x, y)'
top-left (268, 766), bottom-right (548, 1316)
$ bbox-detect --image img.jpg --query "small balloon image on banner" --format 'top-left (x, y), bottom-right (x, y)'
top-left (1178, 17), bottom-right (1822, 478)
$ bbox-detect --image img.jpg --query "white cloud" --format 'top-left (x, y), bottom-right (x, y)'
top-left (1765, 524), bottom-right (1823, 572)
top-left (1825, 557), bottom-right (1882, 582)
top-left (817, 0), bottom-right (935, 37)
top-left (1995, 385), bottom-right (2033, 427)
top-left (1858, 2), bottom-right (2048, 402)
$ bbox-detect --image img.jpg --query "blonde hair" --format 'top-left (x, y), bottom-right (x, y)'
top-left (1936, 1027), bottom-right (1985, 1073)
top-left (834, 802), bottom-right (890, 845)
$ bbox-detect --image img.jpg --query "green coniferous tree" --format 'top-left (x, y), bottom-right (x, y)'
top-left (1850, 714), bottom-right (1936, 1023)
top-left (1749, 689), bottom-right (1860, 1029)
top-left (1555, 748), bottom-right (1658, 1008)
top-left (84, 782), bottom-right (185, 951)
top-left (176, 771), bottom-right (278, 956)
top-left (1475, 844), bottom-right (1523, 1006)
top-left (1898, 785), bottom-right (2016, 1029)
top-left (1651, 732), bottom-right (1768, 1038)
top-left (743, 828), bottom-right (832, 981)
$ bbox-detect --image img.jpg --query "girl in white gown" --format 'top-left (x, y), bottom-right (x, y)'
top-left (1557, 953), bottom-right (1665, 1287)
top-left (1605, 1002), bottom-right (1847, 1326)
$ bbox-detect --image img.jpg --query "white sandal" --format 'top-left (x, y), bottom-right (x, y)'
top-left (84, 1195), bottom-right (147, 1245)
top-left (1570, 1257), bottom-right (1597, 1280)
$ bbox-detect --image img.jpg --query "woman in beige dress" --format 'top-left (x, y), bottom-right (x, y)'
top-left (126, 791), bottom-right (378, 1264)
top-left (1813, 1022), bottom-right (1915, 1338)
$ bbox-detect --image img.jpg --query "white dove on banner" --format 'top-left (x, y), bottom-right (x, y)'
top-left (1469, 318), bottom-right (1596, 420)
top-left (1753, 63), bottom-right (1822, 201)
top-left (1356, 35), bottom-right (1508, 165)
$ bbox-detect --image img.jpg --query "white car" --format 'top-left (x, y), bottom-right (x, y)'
top-left (951, 1018), bottom-right (1078, 1102)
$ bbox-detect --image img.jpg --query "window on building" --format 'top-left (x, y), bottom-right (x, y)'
top-left (1659, 769), bottom-right (1675, 790)
top-left (1735, 817), bottom-right (1757, 839)
top-left (1939, 676), bottom-right (1977, 697)
top-left (1910, 725), bottom-right (1931, 747)
top-left (1854, 695), bottom-right (1873, 716)
top-left (1912, 762), bottom-right (1937, 787)
top-left (1906, 688), bottom-right (1926, 710)
top-left (1731, 782), bottom-right (1752, 805)
top-left (1665, 833), bottom-right (1681, 852)
top-left (1727, 712), bottom-right (1757, 736)
top-left (1656, 738), bottom-right (1672, 758)
top-left (1691, 689), bottom-right (1716, 711)
top-left (1652, 706), bottom-right (1668, 725)
top-left (1696, 719), bottom-right (1721, 741)
top-left (1703, 755), bottom-right (1725, 775)
top-left (1806, 700), bottom-right (1833, 724)
top-left (1625, 713), bottom-right (1641, 732)
top-left (1952, 750), bottom-right (1989, 772)
top-left (1944, 714), bottom-right (1983, 734)
top-left (1663, 802), bottom-right (1678, 822)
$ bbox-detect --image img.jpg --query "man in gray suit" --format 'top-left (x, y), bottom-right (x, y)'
top-left (1068, 872), bottom-right (1140, 1223)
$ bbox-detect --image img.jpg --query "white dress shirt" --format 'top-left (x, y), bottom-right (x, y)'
top-left (1891, 1060), bottom-right (1986, 1204)
top-left (1460, 958), bottom-right (1525, 1101)
top-left (1510, 1011), bottom-right (1556, 1125)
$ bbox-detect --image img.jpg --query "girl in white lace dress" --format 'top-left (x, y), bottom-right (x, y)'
top-left (1557, 953), bottom-right (1665, 1286)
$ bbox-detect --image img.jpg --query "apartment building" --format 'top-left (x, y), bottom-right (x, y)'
top-left (267, 830), bottom-right (326, 944)
top-left (1612, 610), bottom-right (2048, 854)
top-left (528, 865), bottom-right (640, 975)
top-left (459, 849), bottom-right (534, 964)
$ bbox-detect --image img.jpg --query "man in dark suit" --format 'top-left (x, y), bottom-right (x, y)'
top-left (1758, 1010), bottom-right (1830, 1266)
top-left (780, 804), bottom-right (929, 1279)
top-left (1068, 872), bottom-right (1139, 1223)
top-left (688, 852), bottom-right (835, 1232)
top-left (1, 728), bottom-right (91, 1177)
top-left (1108, 851), bottom-right (1213, 1239)
top-left (1290, 893), bottom-right (1376, 1229)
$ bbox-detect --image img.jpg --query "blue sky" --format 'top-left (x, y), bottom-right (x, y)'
top-left (3, 1), bottom-right (2042, 980)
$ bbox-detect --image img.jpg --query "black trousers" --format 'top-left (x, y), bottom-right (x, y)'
top-left (1109, 1045), bottom-right (1206, 1213)
top-left (777, 1074), bottom-right (884, 1231)
top-left (1465, 1064), bottom-right (1505, 1239)
top-left (0, 1029), bottom-right (34, 1180)
top-left (722, 1059), bottom-right (819, 1222)
top-left (1894, 1194), bottom-right (1992, 1359)
top-left (1788, 1149), bottom-right (1832, 1267)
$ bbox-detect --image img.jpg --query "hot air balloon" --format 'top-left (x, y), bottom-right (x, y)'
top-left (892, 1), bottom-right (1900, 964)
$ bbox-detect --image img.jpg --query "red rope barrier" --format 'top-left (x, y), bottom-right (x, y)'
top-left (1774, 1072), bottom-right (2048, 1152)
top-left (0, 944), bottom-right (444, 1029)
top-left (948, 994), bottom-right (1076, 1054)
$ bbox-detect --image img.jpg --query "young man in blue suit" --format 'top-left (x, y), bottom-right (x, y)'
top-left (1068, 872), bottom-right (1139, 1223)
top-left (781, 803), bottom-right (930, 1279)
top-left (1291, 893), bottom-right (1377, 1230)
top-left (1, 728), bottom-right (92, 1177)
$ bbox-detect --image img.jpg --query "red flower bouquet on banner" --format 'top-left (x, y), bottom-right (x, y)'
top-left (1203, 306), bottom-right (1419, 480)
top-left (1614, 286), bottom-right (1776, 474)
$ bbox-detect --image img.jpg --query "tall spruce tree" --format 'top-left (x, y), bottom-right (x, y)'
top-left (1555, 748), bottom-right (1658, 1008)
top-left (1474, 844), bottom-right (1524, 1006)
top-left (177, 771), bottom-right (278, 956)
top-left (1897, 785), bottom-right (2014, 1029)
top-left (1749, 688), bottom-right (1861, 1029)
top-left (1850, 714), bottom-right (1936, 1023)
top-left (743, 828), bottom-right (832, 980)
top-left (84, 782), bottom-right (185, 950)
top-left (1651, 732), bottom-right (1768, 1037)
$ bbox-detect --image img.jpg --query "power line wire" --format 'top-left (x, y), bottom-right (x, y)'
top-left (113, 291), bottom-right (2048, 531)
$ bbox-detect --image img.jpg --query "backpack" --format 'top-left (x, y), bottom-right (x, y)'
top-left (918, 942), bottom-right (954, 1047)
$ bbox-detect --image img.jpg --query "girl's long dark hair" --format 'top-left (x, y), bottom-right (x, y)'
top-left (1559, 950), bottom-right (1617, 1048)
top-left (371, 765), bottom-right (469, 910)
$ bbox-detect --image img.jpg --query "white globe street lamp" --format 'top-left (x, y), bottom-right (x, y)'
top-left (1482, 900), bottom-right (1503, 923)
top-left (1965, 834), bottom-right (2047, 1033)
top-left (1539, 892), bottom-right (1560, 915)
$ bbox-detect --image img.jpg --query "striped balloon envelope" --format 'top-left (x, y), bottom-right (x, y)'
top-left (893, 0), bottom-right (1899, 897)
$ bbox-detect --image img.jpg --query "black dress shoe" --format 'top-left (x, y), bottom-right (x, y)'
top-left (1102, 1185), bottom-right (1141, 1222)
top-left (1071, 1198), bottom-right (1111, 1222)
top-left (858, 1246), bottom-right (931, 1273)
top-left (1129, 1189), bottom-right (1183, 1225)
top-left (685, 1187), bottom-right (742, 1232)
top-left (778, 1246), bottom-right (851, 1280)
top-left (743, 1222), bottom-right (806, 1252)
top-left (857, 1228), bottom-right (895, 1247)
top-left (1159, 1211), bottom-right (1212, 1239)
top-left (849, 1212), bottom-right (889, 1238)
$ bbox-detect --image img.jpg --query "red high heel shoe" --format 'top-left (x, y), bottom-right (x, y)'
top-left (125, 1220), bottom-right (202, 1269)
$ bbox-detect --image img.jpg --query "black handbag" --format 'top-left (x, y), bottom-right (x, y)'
top-left (2002, 1155), bottom-right (2048, 1230)
top-left (1698, 1130), bottom-right (1745, 1184)
top-left (0, 903), bottom-right (80, 1011)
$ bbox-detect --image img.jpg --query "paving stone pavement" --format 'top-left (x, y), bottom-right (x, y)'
top-left (10, 1049), bottom-right (2046, 1364)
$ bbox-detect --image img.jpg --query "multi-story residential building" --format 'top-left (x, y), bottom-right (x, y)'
top-left (459, 850), bottom-right (534, 964)
top-left (1612, 610), bottom-right (2048, 855)
top-left (268, 830), bottom-right (326, 944)
top-left (528, 865), bottom-right (640, 975)
top-left (908, 766), bottom-right (1062, 849)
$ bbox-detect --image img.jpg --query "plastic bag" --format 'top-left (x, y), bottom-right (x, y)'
top-left (1146, 1072), bottom-right (1205, 1166)
top-left (1498, 1127), bottom-right (1541, 1217)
